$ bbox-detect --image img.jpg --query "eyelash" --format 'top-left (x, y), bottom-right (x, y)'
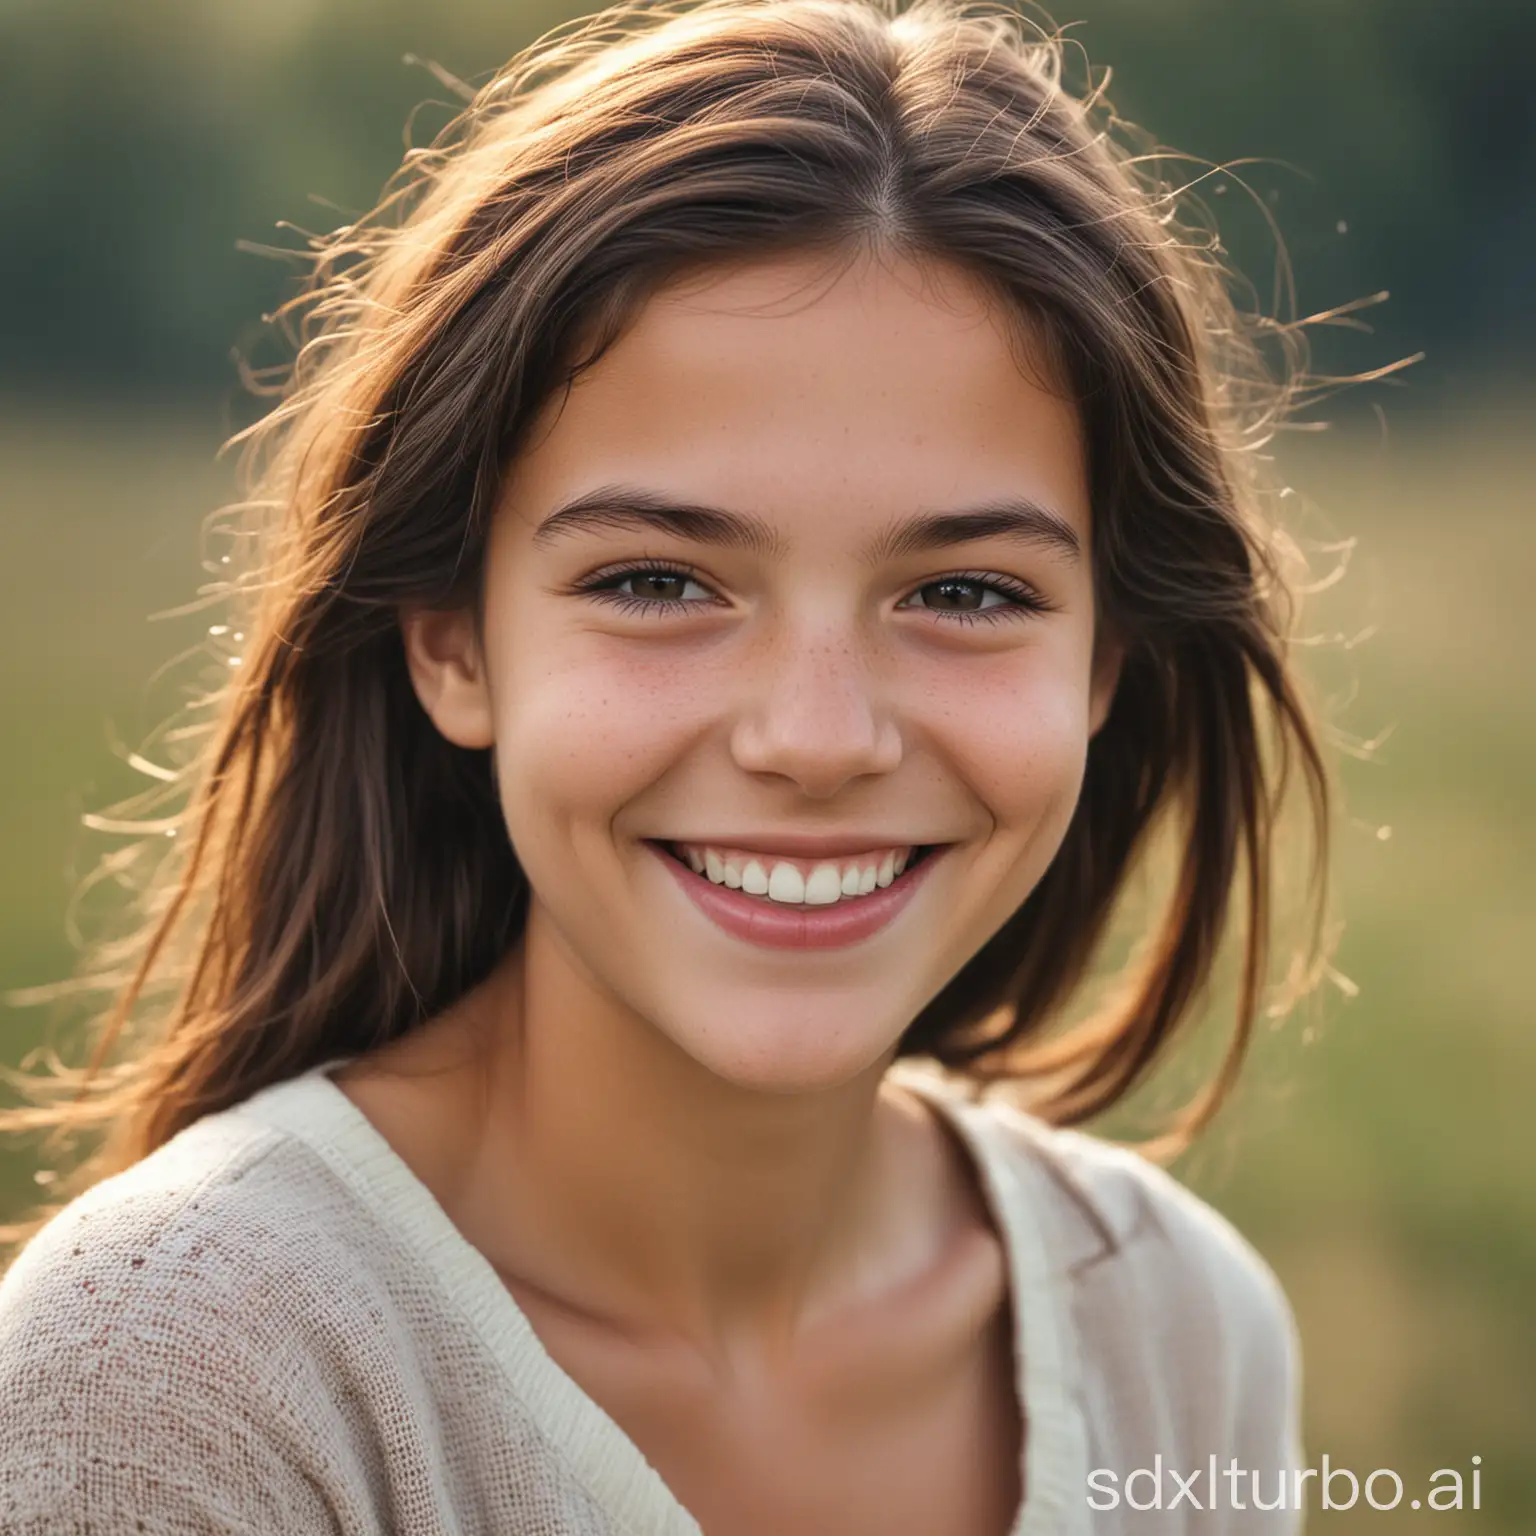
top-left (571, 558), bottom-right (1058, 627)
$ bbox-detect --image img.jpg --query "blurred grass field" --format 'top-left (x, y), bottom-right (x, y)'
top-left (1, 396), bottom-right (1531, 1528)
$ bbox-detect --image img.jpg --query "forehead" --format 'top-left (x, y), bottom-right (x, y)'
top-left (503, 249), bottom-right (1088, 543)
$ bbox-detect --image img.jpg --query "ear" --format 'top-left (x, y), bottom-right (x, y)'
top-left (1087, 623), bottom-right (1125, 739)
top-left (398, 604), bottom-right (496, 750)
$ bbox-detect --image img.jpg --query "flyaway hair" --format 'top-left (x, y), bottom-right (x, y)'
top-left (2, 0), bottom-right (1370, 1268)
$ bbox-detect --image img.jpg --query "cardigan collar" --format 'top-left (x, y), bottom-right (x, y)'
top-left (886, 1060), bottom-right (1130, 1278)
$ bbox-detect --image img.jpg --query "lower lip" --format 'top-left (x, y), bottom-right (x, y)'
top-left (646, 841), bottom-right (949, 951)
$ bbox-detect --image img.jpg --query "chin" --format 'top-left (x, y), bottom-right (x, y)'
top-left (666, 1007), bottom-right (898, 1096)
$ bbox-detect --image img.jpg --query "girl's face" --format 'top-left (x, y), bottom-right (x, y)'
top-left (406, 248), bottom-right (1119, 1093)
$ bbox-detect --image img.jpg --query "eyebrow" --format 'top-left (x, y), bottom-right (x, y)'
top-left (530, 484), bottom-right (1082, 564)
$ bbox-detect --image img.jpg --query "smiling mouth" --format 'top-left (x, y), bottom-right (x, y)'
top-left (645, 847), bottom-right (940, 903)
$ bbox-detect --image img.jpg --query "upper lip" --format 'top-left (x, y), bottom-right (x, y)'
top-left (653, 834), bottom-right (946, 859)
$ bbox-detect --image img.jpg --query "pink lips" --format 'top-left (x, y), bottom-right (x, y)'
top-left (646, 840), bottom-right (947, 950)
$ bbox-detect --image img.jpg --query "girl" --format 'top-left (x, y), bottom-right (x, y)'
top-left (0, 0), bottom-right (1334, 1530)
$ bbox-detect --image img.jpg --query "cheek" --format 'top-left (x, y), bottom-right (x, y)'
top-left (914, 645), bottom-right (1095, 827)
top-left (489, 626), bottom-right (715, 833)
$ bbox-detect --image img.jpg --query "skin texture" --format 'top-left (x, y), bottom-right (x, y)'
top-left (335, 247), bottom-right (1121, 1533)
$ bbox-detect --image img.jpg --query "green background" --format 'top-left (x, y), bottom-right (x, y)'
top-left (2, 0), bottom-right (1531, 1526)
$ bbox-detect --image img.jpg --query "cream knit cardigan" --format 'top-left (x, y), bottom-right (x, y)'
top-left (0, 1056), bottom-right (1304, 1533)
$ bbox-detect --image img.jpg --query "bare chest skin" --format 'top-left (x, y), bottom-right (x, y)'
top-left (501, 1246), bottom-right (1023, 1536)
top-left (332, 1045), bottom-right (1024, 1536)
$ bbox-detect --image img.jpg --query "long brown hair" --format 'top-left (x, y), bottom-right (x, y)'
top-left (1, 0), bottom-right (1362, 1266)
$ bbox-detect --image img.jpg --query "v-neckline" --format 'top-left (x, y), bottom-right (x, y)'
top-left (234, 1055), bottom-right (1087, 1536)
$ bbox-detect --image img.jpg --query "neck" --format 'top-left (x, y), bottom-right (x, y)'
top-left (461, 921), bottom-right (912, 1363)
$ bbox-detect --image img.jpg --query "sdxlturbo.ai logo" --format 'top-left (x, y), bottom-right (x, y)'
top-left (1086, 1454), bottom-right (1483, 1513)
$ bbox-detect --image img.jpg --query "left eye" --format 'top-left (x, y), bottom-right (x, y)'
top-left (901, 578), bottom-right (1012, 614)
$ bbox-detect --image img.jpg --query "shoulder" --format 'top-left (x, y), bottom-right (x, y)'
top-left (0, 1108), bottom-right (378, 1337)
top-left (0, 1114), bottom-right (363, 1531)
top-left (987, 1091), bottom-right (1301, 1444)
top-left (897, 1066), bottom-right (1304, 1470)
top-left (1017, 1105), bottom-right (1294, 1332)
top-left (903, 1067), bottom-right (1295, 1330)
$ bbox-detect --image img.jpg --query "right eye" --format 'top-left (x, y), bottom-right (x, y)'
top-left (574, 562), bottom-right (721, 615)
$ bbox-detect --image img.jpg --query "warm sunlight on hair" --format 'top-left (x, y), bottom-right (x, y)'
top-left (0, 6), bottom-right (1369, 1527)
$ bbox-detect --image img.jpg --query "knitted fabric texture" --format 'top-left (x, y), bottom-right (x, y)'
top-left (0, 1058), bottom-right (1302, 1534)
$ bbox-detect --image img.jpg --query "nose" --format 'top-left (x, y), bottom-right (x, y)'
top-left (728, 618), bottom-right (903, 799)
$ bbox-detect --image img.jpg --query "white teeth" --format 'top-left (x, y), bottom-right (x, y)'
top-left (674, 843), bottom-right (925, 906)
top-left (767, 862), bottom-right (806, 903)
